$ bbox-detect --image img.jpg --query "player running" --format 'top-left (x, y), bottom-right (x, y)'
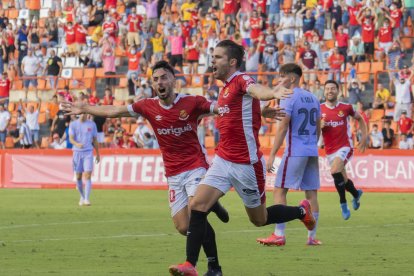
top-left (169, 40), bottom-right (316, 276)
top-left (69, 113), bottom-right (100, 206)
top-left (256, 63), bottom-right (322, 247)
top-left (321, 80), bottom-right (367, 220)
top-left (62, 60), bottom-right (281, 276)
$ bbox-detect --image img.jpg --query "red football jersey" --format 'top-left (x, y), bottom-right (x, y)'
top-left (64, 26), bottom-right (76, 44)
top-left (0, 79), bottom-right (11, 97)
top-left (379, 26), bottom-right (393, 43)
top-left (398, 117), bottom-right (413, 134)
top-left (321, 102), bottom-right (356, 155)
top-left (361, 19), bottom-right (375, 43)
top-left (223, 0), bottom-right (238, 15)
top-left (216, 72), bottom-right (262, 164)
top-left (128, 94), bottom-right (213, 177)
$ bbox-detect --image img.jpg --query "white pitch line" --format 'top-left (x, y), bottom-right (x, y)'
top-left (1, 222), bottom-right (412, 244)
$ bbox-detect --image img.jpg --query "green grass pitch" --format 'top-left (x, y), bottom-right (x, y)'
top-left (0, 189), bottom-right (413, 275)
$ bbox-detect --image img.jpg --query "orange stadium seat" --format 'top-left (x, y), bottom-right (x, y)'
top-left (325, 40), bottom-right (335, 49)
top-left (119, 78), bottom-right (128, 88)
top-left (96, 68), bottom-right (105, 77)
top-left (13, 80), bottom-right (23, 90)
top-left (72, 68), bottom-right (83, 79)
top-left (8, 9), bottom-right (18, 19)
top-left (40, 102), bottom-right (48, 112)
top-left (371, 61), bottom-right (384, 74)
top-left (357, 62), bottom-right (371, 73)
top-left (8, 102), bottom-right (15, 113)
top-left (104, 136), bottom-right (113, 144)
top-left (371, 109), bottom-right (385, 121)
top-left (122, 123), bottom-right (131, 133)
top-left (37, 78), bottom-right (46, 90)
top-left (113, 100), bottom-right (124, 106)
top-left (83, 68), bottom-right (96, 78)
top-left (358, 73), bottom-right (370, 83)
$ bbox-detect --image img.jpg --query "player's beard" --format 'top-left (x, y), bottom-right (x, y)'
top-left (157, 87), bottom-right (171, 100)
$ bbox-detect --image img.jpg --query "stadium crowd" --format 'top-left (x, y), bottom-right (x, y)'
top-left (0, 0), bottom-right (413, 150)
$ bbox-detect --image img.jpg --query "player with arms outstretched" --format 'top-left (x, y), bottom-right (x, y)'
top-left (257, 63), bottom-right (322, 247)
top-left (169, 40), bottom-right (317, 276)
top-left (321, 80), bottom-right (367, 220)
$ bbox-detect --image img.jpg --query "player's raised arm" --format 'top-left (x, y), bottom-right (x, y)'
top-left (60, 100), bottom-right (132, 118)
top-left (247, 83), bottom-right (293, 101)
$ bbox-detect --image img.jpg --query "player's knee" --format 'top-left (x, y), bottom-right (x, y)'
top-left (175, 224), bottom-right (188, 236)
top-left (249, 217), bottom-right (266, 227)
top-left (189, 199), bottom-right (210, 213)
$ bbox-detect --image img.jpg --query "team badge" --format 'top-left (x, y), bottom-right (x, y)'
top-left (223, 87), bottom-right (230, 98)
top-left (337, 111), bottom-right (345, 117)
top-left (179, 110), bottom-right (189, 120)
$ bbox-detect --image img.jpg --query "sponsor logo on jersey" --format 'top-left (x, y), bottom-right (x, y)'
top-left (155, 115), bottom-right (162, 121)
top-left (337, 111), bottom-right (345, 117)
top-left (217, 104), bottom-right (230, 116)
top-left (223, 87), bottom-right (230, 98)
top-left (157, 124), bottom-right (192, 136)
top-left (179, 110), bottom-right (189, 121)
top-left (325, 120), bottom-right (345, 127)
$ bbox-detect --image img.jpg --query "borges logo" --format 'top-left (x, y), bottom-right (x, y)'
top-left (223, 88), bottom-right (230, 98)
top-left (179, 110), bottom-right (189, 120)
top-left (157, 124), bottom-right (192, 136)
top-left (217, 105), bottom-right (230, 116)
top-left (325, 120), bottom-right (345, 127)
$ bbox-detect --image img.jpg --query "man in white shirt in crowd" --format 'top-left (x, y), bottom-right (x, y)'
top-left (21, 49), bottom-right (41, 100)
top-left (392, 73), bottom-right (413, 122)
top-left (0, 104), bottom-right (11, 149)
top-left (369, 124), bottom-right (384, 149)
top-left (49, 132), bottom-right (66, 149)
top-left (20, 98), bottom-right (41, 149)
top-left (399, 134), bottom-right (412, 149)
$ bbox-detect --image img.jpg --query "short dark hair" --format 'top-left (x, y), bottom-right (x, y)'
top-left (152, 60), bottom-right (175, 76)
top-left (324, 80), bottom-right (339, 89)
top-left (215, 40), bottom-right (245, 68)
top-left (373, 124), bottom-right (378, 128)
top-left (279, 63), bottom-right (302, 78)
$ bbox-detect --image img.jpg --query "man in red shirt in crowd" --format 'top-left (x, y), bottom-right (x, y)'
top-left (333, 25), bottom-right (349, 62)
top-left (398, 110), bottom-right (413, 137)
top-left (328, 47), bottom-right (344, 82)
top-left (223, 0), bottom-right (238, 21)
top-left (389, 3), bottom-right (403, 39)
top-left (102, 14), bottom-right (118, 40)
top-left (127, 43), bottom-right (147, 95)
top-left (88, 91), bottom-right (100, 106)
top-left (357, 7), bottom-right (377, 62)
top-left (64, 21), bottom-right (77, 56)
top-left (74, 21), bottom-right (87, 54)
top-left (126, 6), bottom-right (142, 46)
top-left (0, 72), bottom-right (11, 108)
top-left (250, 10), bottom-right (263, 41)
top-left (378, 16), bottom-right (395, 54)
top-left (347, 0), bottom-right (362, 37)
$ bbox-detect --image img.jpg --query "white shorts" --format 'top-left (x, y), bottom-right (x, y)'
top-left (275, 156), bottom-right (320, 190)
top-left (203, 155), bottom-right (266, 208)
top-left (167, 167), bottom-right (206, 217)
top-left (97, 132), bottom-right (105, 143)
top-left (326, 147), bottom-right (353, 166)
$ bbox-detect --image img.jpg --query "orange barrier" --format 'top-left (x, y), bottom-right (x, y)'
top-left (1, 149), bottom-right (413, 192)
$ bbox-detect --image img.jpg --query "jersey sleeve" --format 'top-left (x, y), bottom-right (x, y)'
top-left (195, 95), bottom-right (214, 116)
top-left (238, 74), bottom-right (256, 95)
top-left (348, 104), bottom-right (356, 117)
top-left (127, 99), bottom-right (146, 117)
top-left (68, 122), bottom-right (75, 136)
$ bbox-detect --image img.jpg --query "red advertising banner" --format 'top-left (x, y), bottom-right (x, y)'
top-left (1, 149), bottom-right (413, 191)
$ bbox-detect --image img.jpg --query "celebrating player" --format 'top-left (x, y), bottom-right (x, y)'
top-left (256, 63), bottom-right (322, 247)
top-left (321, 80), bottom-right (367, 220)
top-left (69, 113), bottom-right (100, 206)
top-left (62, 60), bottom-right (283, 275)
top-left (169, 40), bottom-right (316, 276)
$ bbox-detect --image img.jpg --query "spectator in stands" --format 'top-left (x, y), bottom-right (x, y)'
top-left (168, 28), bottom-right (184, 73)
top-left (278, 9), bottom-right (296, 46)
top-left (74, 20), bottom-right (88, 55)
top-left (21, 49), bottom-right (41, 99)
top-left (299, 41), bottom-right (318, 83)
top-left (379, 16), bottom-right (395, 54)
top-left (102, 13), bottom-right (118, 41)
top-left (399, 64), bottom-right (413, 80)
top-left (49, 132), bottom-right (66, 149)
top-left (399, 133), bottom-right (412, 149)
top-left (373, 83), bottom-right (394, 109)
top-left (186, 35), bottom-right (201, 75)
top-left (328, 47), bottom-right (345, 82)
top-left (239, 14), bottom-right (251, 47)
top-left (20, 98), bottom-right (41, 149)
top-left (28, 0), bottom-right (41, 22)
top-left (46, 23), bottom-right (59, 47)
top-left (310, 79), bottom-right (325, 102)
top-left (398, 110), bottom-right (413, 136)
top-left (103, 88), bottom-right (114, 105)
top-left (87, 42), bottom-right (102, 68)
top-left (263, 46), bottom-right (278, 87)
top-left (382, 120), bottom-right (395, 149)
top-left (0, 72), bottom-right (11, 108)
top-left (144, 0), bottom-right (160, 33)
top-left (348, 36), bottom-right (365, 63)
top-left (44, 49), bottom-right (63, 91)
top-left (89, 91), bottom-right (100, 105)
top-left (93, 111), bottom-right (106, 148)
top-left (126, 6), bottom-right (142, 46)
top-left (101, 37), bottom-right (116, 89)
top-left (348, 0), bottom-right (362, 37)
top-left (388, 42), bottom-right (403, 79)
top-left (15, 0), bottom-right (26, 9)
top-left (347, 78), bottom-right (364, 107)
top-left (0, 104), bottom-right (10, 149)
top-left (279, 42), bottom-right (295, 64)
top-left (28, 21), bottom-right (40, 49)
top-left (127, 43), bottom-right (147, 95)
top-left (332, 25), bottom-right (349, 62)
top-left (89, 1), bottom-right (105, 27)
top-left (52, 100), bottom-right (71, 138)
top-left (64, 21), bottom-right (77, 57)
top-left (392, 74), bottom-right (413, 122)
top-left (14, 117), bottom-right (32, 149)
top-left (369, 124), bottom-right (384, 149)
top-left (46, 95), bottom-right (59, 127)
top-left (357, 7), bottom-right (377, 62)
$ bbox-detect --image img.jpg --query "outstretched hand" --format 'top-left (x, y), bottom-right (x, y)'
top-left (357, 138), bottom-right (367, 153)
top-left (267, 155), bottom-right (276, 173)
top-left (272, 84), bottom-right (293, 100)
top-left (59, 100), bottom-right (85, 116)
top-left (262, 104), bottom-right (286, 121)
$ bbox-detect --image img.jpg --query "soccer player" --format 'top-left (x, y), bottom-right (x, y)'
top-left (321, 80), bottom-right (367, 220)
top-left (169, 40), bottom-right (316, 276)
top-left (63, 61), bottom-right (258, 275)
top-left (256, 63), bottom-right (322, 247)
top-left (69, 113), bottom-right (100, 206)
